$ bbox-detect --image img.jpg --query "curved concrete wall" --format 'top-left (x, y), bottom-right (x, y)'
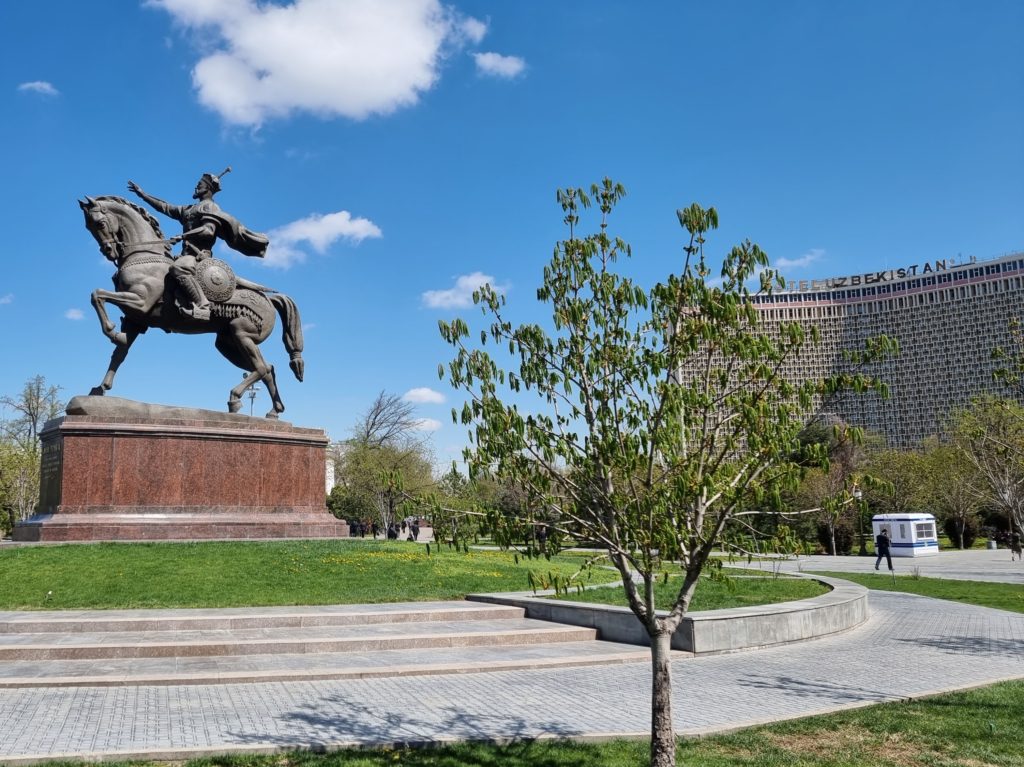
top-left (468, 573), bottom-right (867, 655)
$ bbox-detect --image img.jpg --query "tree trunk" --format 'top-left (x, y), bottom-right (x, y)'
top-left (650, 629), bottom-right (676, 767)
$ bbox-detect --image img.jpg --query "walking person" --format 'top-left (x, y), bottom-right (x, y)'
top-left (875, 528), bottom-right (893, 571)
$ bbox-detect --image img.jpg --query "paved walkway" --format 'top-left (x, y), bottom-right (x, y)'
top-left (1, 588), bottom-right (1022, 763)
top-left (756, 547), bottom-right (1024, 584)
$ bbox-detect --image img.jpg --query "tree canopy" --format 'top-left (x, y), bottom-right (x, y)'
top-left (329, 391), bottom-right (434, 530)
top-left (0, 375), bottom-right (64, 533)
top-left (440, 179), bottom-right (894, 767)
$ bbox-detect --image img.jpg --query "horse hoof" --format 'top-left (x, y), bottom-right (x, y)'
top-left (89, 387), bottom-right (105, 397)
top-left (265, 410), bottom-right (280, 419)
top-left (227, 400), bottom-right (242, 414)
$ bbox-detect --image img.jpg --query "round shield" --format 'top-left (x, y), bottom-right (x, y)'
top-left (196, 258), bottom-right (237, 302)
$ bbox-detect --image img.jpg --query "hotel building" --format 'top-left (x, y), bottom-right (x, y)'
top-left (751, 252), bottom-right (1024, 448)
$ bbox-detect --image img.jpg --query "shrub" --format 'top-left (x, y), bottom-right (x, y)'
top-left (943, 514), bottom-right (979, 549)
top-left (816, 518), bottom-right (855, 555)
top-left (326, 486), bottom-right (374, 522)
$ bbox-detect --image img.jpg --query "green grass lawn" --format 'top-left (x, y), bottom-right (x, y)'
top-left (47, 679), bottom-right (1024, 766)
top-left (936, 534), bottom-right (990, 550)
top-left (0, 541), bottom-right (836, 612)
top-left (551, 574), bottom-right (829, 611)
top-left (0, 540), bottom-right (620, 610)
top-left (809, 570), bottom-right (1024, 614)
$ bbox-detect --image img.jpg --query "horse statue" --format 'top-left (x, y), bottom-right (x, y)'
top-left (79, 195), bottom-right (304, 418)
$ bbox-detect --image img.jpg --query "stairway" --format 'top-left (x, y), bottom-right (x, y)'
top-left (0, 601), bottom-right (650, 687)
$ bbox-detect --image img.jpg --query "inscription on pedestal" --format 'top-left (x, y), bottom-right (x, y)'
top-left (39, 433), bottom-right (64, 513)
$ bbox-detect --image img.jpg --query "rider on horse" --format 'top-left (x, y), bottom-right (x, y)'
top-left (127, 168), bottom-right (269, 321)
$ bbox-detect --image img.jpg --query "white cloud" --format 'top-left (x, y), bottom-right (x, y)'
top-left (0, 294), bottom-right (12, 305)
top-left (302, 322), bottom-right (316, 332)
top-left (776, 248), bottom-right (824, 269)
top-left (458, 17), bottom-right (487, 44)
top-left (65, 308), bottom-right (84, 320)
top-left (265, 210), bottom-right (382, 268)
top-left (17, 81), bottom-right (59, 96)
top-left (473, 52), bottom-right (525, 78)
top-left (422, 272), bottom-right (505, 309)
top-left (412, 417), bottom-right (442, 432)
top-left (404, 387), bottom-right (445, 404)
top-left (148, 0), bottom-right (486, 125)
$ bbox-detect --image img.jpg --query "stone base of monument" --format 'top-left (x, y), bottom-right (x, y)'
top-left (13, 396), bottom-right (348, 542)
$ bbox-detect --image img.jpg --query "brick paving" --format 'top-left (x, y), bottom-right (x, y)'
top-left (768, 548), bottom-right (1024, 584)
top-left (1, 589), bottom-right (1022, 763)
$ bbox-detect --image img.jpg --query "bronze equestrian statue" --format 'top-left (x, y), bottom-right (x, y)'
top-left (80, 170), bottom-right (305, 418)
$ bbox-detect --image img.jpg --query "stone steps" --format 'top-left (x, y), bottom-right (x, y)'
top-left (0, 601), bottom-right (651, 687)
top-left (0, 601), bottom-right (526, 634)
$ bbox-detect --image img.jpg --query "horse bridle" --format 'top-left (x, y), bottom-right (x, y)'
top-left (88, 201), bottom-right (179, 263)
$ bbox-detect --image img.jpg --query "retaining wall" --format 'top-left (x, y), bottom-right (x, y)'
top-left (468, 573), bottom-right (867, 654)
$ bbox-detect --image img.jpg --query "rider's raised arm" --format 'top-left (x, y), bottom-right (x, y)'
top-left (127, 181), bottom-right (184, 220)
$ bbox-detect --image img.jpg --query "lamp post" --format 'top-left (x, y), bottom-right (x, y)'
top-left (855, 487), bottom-right (868, 556)
top-left (242, 373), bottom-right (261, 416)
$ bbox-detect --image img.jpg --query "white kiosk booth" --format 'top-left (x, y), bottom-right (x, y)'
top-left (872, 513), bottom-right (939, 557)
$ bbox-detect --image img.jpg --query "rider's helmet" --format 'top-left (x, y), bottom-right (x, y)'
top-left (200, 173), bottom-right (221, 194)
top-left (199, 167), bottom-right (232, 195)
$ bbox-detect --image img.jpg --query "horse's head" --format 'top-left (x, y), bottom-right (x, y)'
top-left (78, 195), bottom-right (169, 263)
top-left (79, 197), bottom-right (120, 262)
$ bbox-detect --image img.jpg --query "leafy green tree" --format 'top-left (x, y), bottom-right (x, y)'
top-left (333, 443), bottom-right (434, 532)
top-left (917, 438), bottom-right (981, 549)
top-left (326, 480), bottom-right (376, 522)
top-left (332, 392), bottom-right (435, 532)
top-left (439, 180), bottom-right (893, 767)
top-left (0, 375), bottom-right (64, 531)
top-left (430, 466), bottom-right (495, 544)
top-left (785, 419), bottom-right (892, 556)
top-left (792, 467), bottom-right (850, 554)
top-left (0, 444), bottom-right (29, 535)
top-left (950, 397), bottom-right (1024, 539)
top-left (864, 448), bottom-right (927, 516)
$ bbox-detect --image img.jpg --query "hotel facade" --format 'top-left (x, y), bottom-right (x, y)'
top-left (752, 252), bottom-right (1024, 448)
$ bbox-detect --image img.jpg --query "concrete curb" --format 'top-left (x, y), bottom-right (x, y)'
top-left (468, 573), bottom-right (868, 654)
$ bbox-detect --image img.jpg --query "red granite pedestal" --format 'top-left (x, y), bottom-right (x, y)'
top-left (13, 396), bottom-right (348, 542)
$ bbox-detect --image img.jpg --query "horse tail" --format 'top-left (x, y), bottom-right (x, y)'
top-left (268, 293), bottom-right (305, 381)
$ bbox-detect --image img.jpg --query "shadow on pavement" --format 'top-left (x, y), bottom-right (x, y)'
top-left (737, 673), bottom-right (894, 703)
top-left (224, 689), bottom-right (589, 754)
top-left (894, 634), bottom-right (1024, 657)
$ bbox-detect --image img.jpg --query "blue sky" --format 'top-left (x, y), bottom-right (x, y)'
top-left (1, 1), bottom-right (1022, 466)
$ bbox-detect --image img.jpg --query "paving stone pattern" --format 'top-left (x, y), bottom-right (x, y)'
top-left (2, 591), bottom-right (1023, 762)
top-left (771, 548), bottom-right (1024, 585)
